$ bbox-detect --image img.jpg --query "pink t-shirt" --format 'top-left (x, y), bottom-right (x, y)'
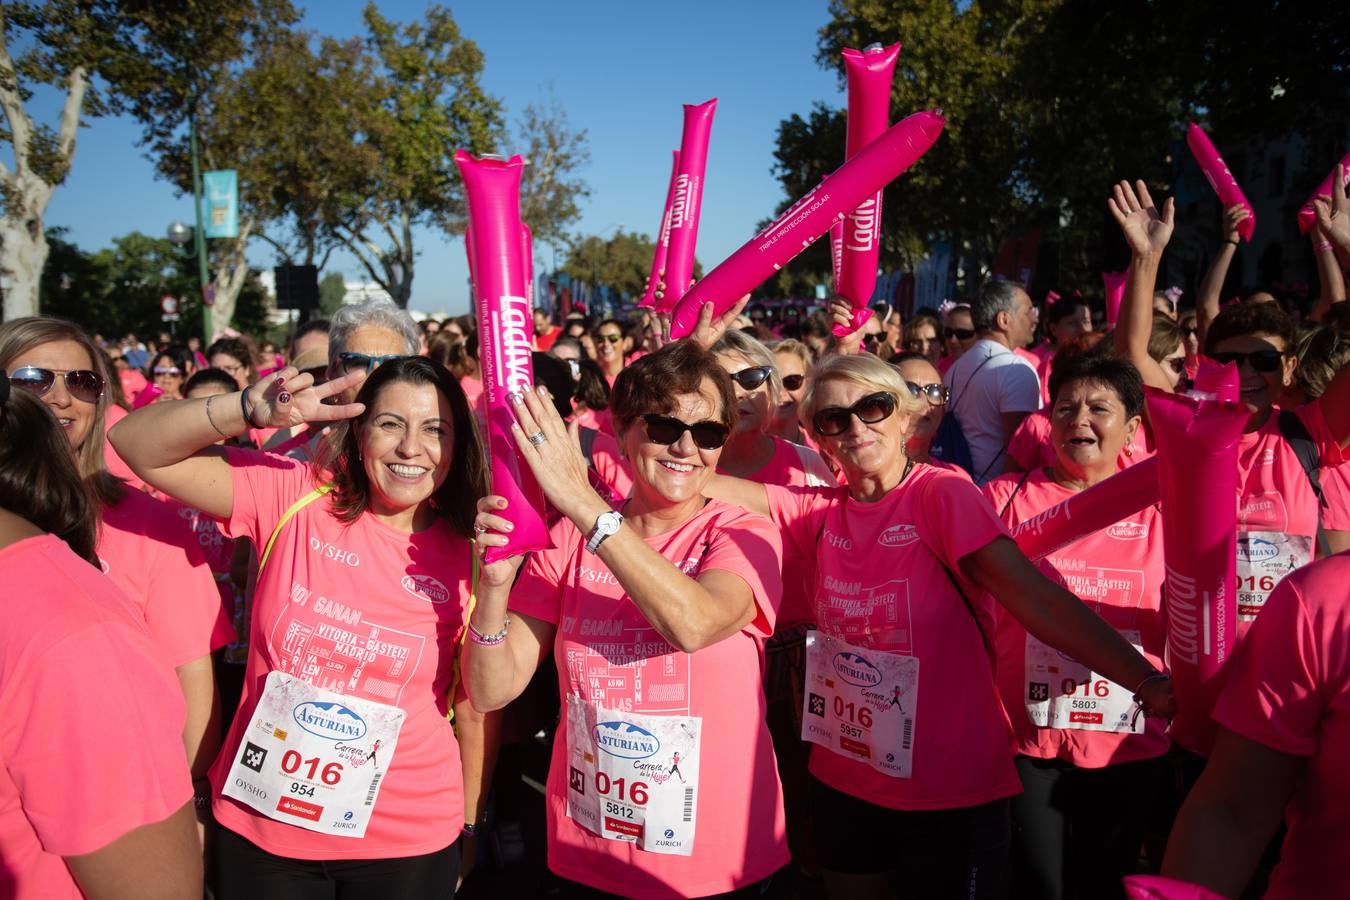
top-left (98, 487), bottom-right (233, 668)
top-left (1005, 410), bottom-right (1153, 473)
top-left (586, 428), bottom-right (633, 505)
top-left (1211, 553), bottom-right (1350, 900)
top-left (983, 470), bottom-right (1169, 768)
top-left (1320, 456), bottom-right (1350, 532)
top-left (510, 501), bottom-right (787, 898)
top-left (573, 406), bottom-right (614, 435)
top-left (724, 436), bottom-right (834, 629)
top-left (1234, 404), bottom-right (1344, 634)
top-left (210, 448), bottom-right (472, 860)
top-left (1029, 341), bottom-right (1055, 405)
top-left (766, 465), bottom-right (1022, 810)
top-left (0, 535), bottom-right (190, 900)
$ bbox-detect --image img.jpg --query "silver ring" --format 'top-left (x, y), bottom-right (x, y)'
top-left (528, 431), bottom-right (547, 446)
top-left (473, 524), bottom-right (487, 535)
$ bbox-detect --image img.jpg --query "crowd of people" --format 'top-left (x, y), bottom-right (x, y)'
top-left (2, 171), bottom-right (1349, 900)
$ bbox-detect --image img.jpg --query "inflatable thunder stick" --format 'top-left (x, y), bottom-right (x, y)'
top-left (1101, 271), bottom-right (1127, 330)
top-left (454, 151), bottom-right (550, 563)
top-left (1123, 875), bottom-right (1227, 900)
top-left (669, 109), bottom-right (945, 338)
top-left (1297, 148), bottom-right (1350, 234)
top-left (521, 223), bottom-right (535, 308)
top-left (1145, 383), bottom-right (1248, 755)
top-left (834, 42), bottom-right (902, 337)
top-left (1186, 123), bottom-right (1256, 242)
top-left (1011, 457), bottom-right (1160, 562)
top-left (658, 100), bottom-right (717, 312)
top-left (1189, 356), bottom-right (1239, 403)
top-left (464, 225), bottom-right (477, 289)
top-left (639, 150), bottom-right (681, 309)
top-left (829, 220), bottom-right (844, 290)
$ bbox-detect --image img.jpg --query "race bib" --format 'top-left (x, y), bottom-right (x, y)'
top-left (564, 695), bottom-right (701, 856)
top-left (223, 671), bottom-right (404, 838)
top-left (1236, 531), bottom-right (1312, 621)
top-left (1024, 629), bottom-right (1145, 733)
top-left (802, 631), bottom-right (919, 778)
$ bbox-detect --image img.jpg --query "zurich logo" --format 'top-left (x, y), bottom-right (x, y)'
top-left (833, 652), bottom-right (883, 687)
top-left (1236, 536), bottom-right (1278, 563)
top-left (664, 828), bottom-right (675, 839)
top-left (293, 701), bottom-right (367, 741)
top-left (593, 721), bottom-right (661, 759)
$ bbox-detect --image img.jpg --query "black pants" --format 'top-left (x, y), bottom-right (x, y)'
top-left (811, 777), bottom-right (1011, 899)
top-left (763, 625), bottom-right (816, 874)
top-left (1011, 754), bottom-right (1166, 900)
top-left (213, 826), bottom-right (460, 899)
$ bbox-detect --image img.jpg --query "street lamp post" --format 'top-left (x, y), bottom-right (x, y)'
top-left (188, 108), bottom-right (213, 343)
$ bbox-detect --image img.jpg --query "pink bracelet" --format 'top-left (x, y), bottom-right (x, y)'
top-left (1316, 241), bottom-right (1334, 253)
top-left (468, 615), bottom-right (510, 646)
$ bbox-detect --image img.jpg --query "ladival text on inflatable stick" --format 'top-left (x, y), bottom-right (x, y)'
top-left (1011, 457), bottom-right (1160, 562)
top-left (1102, 270), bottom-right (1127, 330)
top-left (669, 109), bottom-right (945, 338)
top-left (829, 220), bottom-right (844, 290)
top-left (657, 99), bottom-right (717, 312)
top-left (1297, 148), bottom-right (1350, 233)
top-left (454, 150), bottom-right (550, 563)
top-left (1186, 123), bottom-right (1256, 242)
top-left (1145, 384), bottom-right (1248, 755)
top-left (834, 42), bottom-right (901, 337)
top-left (639, 150), bottom-right (681, 309)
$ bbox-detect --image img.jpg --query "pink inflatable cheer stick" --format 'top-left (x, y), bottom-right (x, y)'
top-left (1188, 356), bottom-right (1239, 403)
top-left (1102, 270), bottom-right (1127, 330)
top-left (1145, 383), bottom-right (1248, 755)
top-left (658, 100), bottom-right (717, 312)
top-left (454, 150), bottom-right (550, 563)
top-left (834, 42), bottom-right (902, 337)
top-left (1297, 148), bottom-right (1350, 233)
top-left (1186, 123), bottom-right (1256, 242)
top-left (829, 220), bottom-right (844, 292)
top-left (464, 224), bottom-right (477, 289)
top-left (1011, 457), bottom-right (1160, 562)
top-left (669, 109), bottom-right (945, 339)
top-left (1123, 875), bottom-right (1227, 900)
top-left (639, 150), bottom-right (681, 309)
top-left (521, 223), bottom-right (535, 309)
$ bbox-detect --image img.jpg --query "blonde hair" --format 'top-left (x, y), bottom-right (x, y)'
top-left (800, 352), bottom-right (926, 430)
top-left (711, 329), bottom-right (781, 411)
top-left (771, 338), bottom-right (813, 372)
top-left (0, 316), bottom-right (123, 506)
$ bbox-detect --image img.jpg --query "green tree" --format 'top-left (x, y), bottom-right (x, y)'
top-left (561, 230), bottom-right (656, 299)
top-left (318, 271), bottom-right (347, 318)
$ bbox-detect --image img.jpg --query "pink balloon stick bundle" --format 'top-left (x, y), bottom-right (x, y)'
top-left (657, 100), bottom-right (717, 312)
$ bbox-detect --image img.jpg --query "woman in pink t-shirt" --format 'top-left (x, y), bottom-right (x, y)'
top-left (768, 338), bottom-right (815, 448)
top-left (984, 353), bottom-right (1170, 899)
top-left (466, 341), bottom-right (789, 899)
top-left (1162, 551), bottom-right (1350, 900)
top-left (0, 375), bottom-right (201, 900)
top-left (706, 351), bottom-right (1175, 900)
top-left (890, 352), bottom-right (967, 476)
top-left (111, 356), bottom-right (487, 897)
top-left (0, 316), bottom-right (228, 825)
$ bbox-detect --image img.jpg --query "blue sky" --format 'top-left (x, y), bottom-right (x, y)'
top-left (36, 0), bottom-right (847, 315)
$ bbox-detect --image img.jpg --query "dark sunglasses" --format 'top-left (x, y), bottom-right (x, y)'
top-left (1163, 357), bottom-right (1187, 375)
top-left (906, 381), bottom-right (950, 406)
top-left (948, 328), bottom-right (976, 342)
top-left (1181, 326), bottom-right (1198, 338)
top-left (598, 333), bottom-right (624, 345)
top-left (339, 352), bottom-right (401, 374)
top-left (1211, 349), bottom-right (1284, 374)
top-left (728, 366), bottom-right (772, 390)
top-left (812, 391), bottom-right (897, 437)
top-left (641, 413), bottom-right (730, 450)
top-left (8, 366), bottom-right (105, 403)
top-left (781, 373), bottom-right (805, 392)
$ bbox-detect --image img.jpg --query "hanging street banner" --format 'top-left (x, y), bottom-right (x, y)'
top-left (203, 170), bottom-right (239, 238)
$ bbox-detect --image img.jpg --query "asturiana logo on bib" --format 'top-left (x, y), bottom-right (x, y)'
top-left (833, 651), bottom-right (883, 687)
top-left (1107, 521), bottom-right (1148, 541)
top-left (593, 721), bottom-right (661, 760)
top-left (878, 523), bottom-right (919, 548)
top-left (293, 701), bottom-right (367, 741)
top-left (401, 573), bottom-right (450, 604)
top-left (1236, 536), bottom-right (1279, 563)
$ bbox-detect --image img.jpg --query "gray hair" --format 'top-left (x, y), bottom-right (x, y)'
top-left (711, 329), bottom-right (782, 412)
top-left (971, 279), bottom-right (1023, 333)
top-left (328, 298), bottom-right (420, 373)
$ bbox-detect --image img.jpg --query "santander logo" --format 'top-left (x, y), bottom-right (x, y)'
top-left (401, 572), bottom-right (450, 604)
top-left (1107, 521), bottom-right (1148, 541)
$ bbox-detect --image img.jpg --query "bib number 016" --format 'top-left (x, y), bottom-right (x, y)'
top-left (595, 772), bottom-right (648, 805)
top-left (280, 750), bottom-right (344, 785)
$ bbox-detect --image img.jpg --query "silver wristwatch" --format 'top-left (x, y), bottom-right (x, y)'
top-left (585, 510), bottom-right (623, 554)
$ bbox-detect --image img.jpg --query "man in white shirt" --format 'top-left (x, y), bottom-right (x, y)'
top-left (942, 279), bottom-right (1041, 483)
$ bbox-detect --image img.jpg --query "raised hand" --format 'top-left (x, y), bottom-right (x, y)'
top-left (655, 292), bottom-right (749, 350)
top-left (1314, 163), bottom-right (1350, 258)
top-left (828, 296), bottom-right (865, 355)
top-left (507, 385), bottom-right (605, 525)
top-left (1222, 204), bottom-right (1252, 244)
top-left (471, 495), bottom-right (527, 586)
top-left (1108, 179), bottom-right (1175, 259)
top-left (247, 366), bottom-right (367, 428)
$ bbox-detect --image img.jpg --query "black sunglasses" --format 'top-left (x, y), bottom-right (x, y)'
top-left (8, 366), bottom-right (105, 403)
top-left (598, 333), bottom-right (624, 345)
top-left (1211, 349), bottom-right (1283, 374)
top-left (905, 381), bottom-right (950, 406)
top-left (339, 352), bottom-right (401, 374)
top-left (1163, 357), bottom-right (1187, 375)
top-left (781, 373), bottom-right (805, 391)
top-left (728, 366), bottom-right (772, 390)
top-left (1181, 326), bottom-right (1198, 338)
top-left (948, 328), bottom-right (976, 341)
top-left (812, 391), bottom-right (898, 437)
top-left (641, 413), bottom-right (730, 450)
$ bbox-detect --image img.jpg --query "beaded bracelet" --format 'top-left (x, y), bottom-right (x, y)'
top-left (468, 615), bottom-right (510, 646)
top-left (204, 394), bottom-right (230, 438)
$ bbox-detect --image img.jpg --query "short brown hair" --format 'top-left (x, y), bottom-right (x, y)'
top-left (611, 340), bottom-right (735, 431)
top-left (319, 356), bottom-right (487, 539)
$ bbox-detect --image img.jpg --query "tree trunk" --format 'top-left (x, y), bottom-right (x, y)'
top-left (208, 217), bottom-right (255, 332)
top-left (0, 211), bottom-right (47, 321)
